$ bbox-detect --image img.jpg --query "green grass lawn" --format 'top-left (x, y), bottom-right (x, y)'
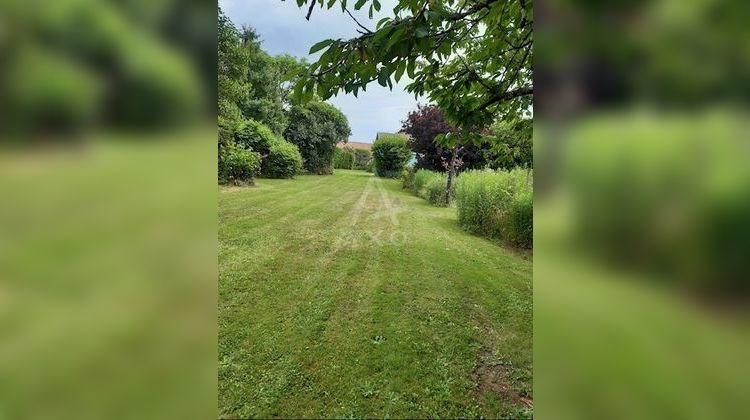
top-left (218, 169), bottom-right (532, 418)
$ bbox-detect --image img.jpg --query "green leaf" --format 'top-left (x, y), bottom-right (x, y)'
top-left (376, 17), bottom-right (390, 29)
top-left (354, 0), bottom-right (367, 10)
top-left (394, 61), bottom-right (406, 82)
top-left (327, 0), bottom-right (336, 8)
top-left (385, 27), bottom-right (406, 51)
top-left (377, 72), bottom-right (389, 87)
top-left (368, 4), bottom-right (373, 19)
top-left (373, 0), bottom-right (381, 11)
top-left (308, 39), bottom-right (334, 54)
top-left (406, 59), bottom-right (416, 78)
top-left (415, 25), bottom-right (429, 38)
top-left (292, 80), bottom-right (304, 103)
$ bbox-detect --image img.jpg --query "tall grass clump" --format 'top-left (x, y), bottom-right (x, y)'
top-left (405, 169), bottom-right (448, 206)
top-left (424, 177), bottom-right (449, 207)
top-left (454, 169), bottom-right (533, 248)
top-left (412, 169), bottom-right (444, 197)
top-left (402, 167), bottom-right (416, 190)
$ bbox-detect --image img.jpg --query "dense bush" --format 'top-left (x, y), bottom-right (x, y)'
top-left (219, 141), bottom-right (261, 185)
top-left (564, 114), bottom-right (750, 294)
top-left (353, 149), bottom-right (372, 170)
top-left (284, 101), bottom-right (351, 174)
top-left (2, 49), bottom-right (103, 135)
top-left (333, 147), bottom-right (354, 169)
top-left (264, 140), bottom-right (303, 178)
top-left (234, 119), bottom-right (277, 154)
top-left (372, 136), bottom-right (412, 178)
top-left (228, 119), bottom-right (302, 179)
top-left (454, 169), bottom-right (533, 248)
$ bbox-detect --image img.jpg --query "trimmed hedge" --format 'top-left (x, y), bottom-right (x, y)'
top-left (454, 169), bottom-right (533, 249)
top-left (219, 141), bottom-right (261, 185)
top-left (372, 136), bottom-right (411, 178)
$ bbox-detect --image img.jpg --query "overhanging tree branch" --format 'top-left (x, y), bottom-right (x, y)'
top-left (482, 86), bottom-right (533, 109)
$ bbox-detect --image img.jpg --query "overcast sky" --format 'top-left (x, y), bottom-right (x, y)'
top-left (219, 0), bottom-right (423, 142)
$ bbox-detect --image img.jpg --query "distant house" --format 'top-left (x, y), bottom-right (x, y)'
top-left (336, 141), bottom-right (372, 151)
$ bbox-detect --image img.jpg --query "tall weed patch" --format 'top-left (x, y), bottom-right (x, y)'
top-left (455, 169), bottom-right (533, 248)
top-left (413, 169), bottom-right (445, 198)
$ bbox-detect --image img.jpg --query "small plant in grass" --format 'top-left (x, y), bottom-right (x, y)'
top-left (219, 141), bottom-right (261, 185)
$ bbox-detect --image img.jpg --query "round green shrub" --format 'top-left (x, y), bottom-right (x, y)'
top-left (264, 140), bottom-right (303, 179)
top-left (219, 141), bottom-right (261, 185)
top-left (2, 48), bottom-right (103, 135)
top-left (372, 136), bottom-right (412, 178)
top-left (234, 120), bottom-right (277, 154)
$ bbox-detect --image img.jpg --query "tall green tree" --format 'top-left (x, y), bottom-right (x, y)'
top-left (218, 9), bottom-right (250, 126)
top-left (283, 101), bottom-right (352, 174)
top-left (238, 27), bottom-right (308, 134)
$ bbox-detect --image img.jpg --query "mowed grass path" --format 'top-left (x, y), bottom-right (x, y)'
top-left (219, 170), bottom-right (532, 418)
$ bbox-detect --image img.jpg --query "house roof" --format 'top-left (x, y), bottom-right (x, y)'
top-left (336, 141), bottom-right (372, 151)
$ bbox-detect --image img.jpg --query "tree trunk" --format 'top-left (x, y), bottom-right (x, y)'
top-left (444, 147), bottom-right (458, 204)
